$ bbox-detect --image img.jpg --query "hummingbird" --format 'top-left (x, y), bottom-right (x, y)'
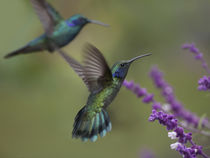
top-left (58, 44), bottom-right (151, 142)
top-left (4, 0), bottom-right (109, 59)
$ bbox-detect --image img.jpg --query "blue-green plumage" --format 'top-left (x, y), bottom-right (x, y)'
top-left (4, 0), bottom-right (108, 58)
top-left (59, 44), bottom-right (151, 142)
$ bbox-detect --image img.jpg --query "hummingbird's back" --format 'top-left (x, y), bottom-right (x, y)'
top-left (50, 21), bottom-right (83, 48)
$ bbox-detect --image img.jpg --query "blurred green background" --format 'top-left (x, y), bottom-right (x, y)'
top-left (1, 0), bottom-right (210, 158)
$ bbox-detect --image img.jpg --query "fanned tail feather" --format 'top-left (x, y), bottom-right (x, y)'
top-left (72, 107), bottom-right (112, 142)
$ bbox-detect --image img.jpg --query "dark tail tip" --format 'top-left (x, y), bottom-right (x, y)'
top-left (4, 53), bottom-right (14, 59)
top-left (4, 50), bottom-right (23, 59)
top-left (72, 107), bottom-right (112, 142)
top-left (4, 46), bottom-right (29, 59)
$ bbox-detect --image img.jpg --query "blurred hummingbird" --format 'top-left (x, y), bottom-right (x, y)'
top-left (58, 44), bottom-right (151, 142)
top-left (4, 0), bottom-right (108, 59)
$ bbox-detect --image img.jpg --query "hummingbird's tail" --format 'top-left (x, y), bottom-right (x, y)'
top-left (4, 45), bottom-right (42, 59)
top-left (4, 35), bottom-right (47, 59)
top-left (72, 107), bottom-right (112, 142)
top-left (4, 46), bottom-right (30, 58)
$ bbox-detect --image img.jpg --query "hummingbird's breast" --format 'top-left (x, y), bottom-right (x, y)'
top-left (86, 78), bottom-right (123, 111)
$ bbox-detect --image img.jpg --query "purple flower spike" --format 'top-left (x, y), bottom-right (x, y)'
top-left (182, 43), bottom-right (210, 74)
top-left (123, 80), bottom-right (151, 98)
top-left (150, 67), bottom-right (166, 88)
top-left (182, 44), bottom-right (192, 49)
top-left (149, 110), bottom-right (177, 130)
top-left (176, 144), bottom-right (197, 158)
top-left (137, 88), bottom-right (148, 98)
top-left (174, 127), bottom-right (192, 144)
top-left (123, 80), bottom-right (134, 89)
top-left (123, 79), bottom-right (209, 158)
top-left (182, 43), bottom-right (210, 91)
top-left (152, 102), bottom-right (162, 110)
top-left (198, 76), bottom-right (210, 91)
top-left (189, 44), bottom-right (199, 54)
top-left (150, 66), bottom-right (209, 128)
top-left (171, 144), bottom-right (207, 158)
top-left (142, 94), bottom-right (154, 103)
top-left (195, 53), bottom-right (203, 60)
top-left (150, 109), bottom-right (208, 157)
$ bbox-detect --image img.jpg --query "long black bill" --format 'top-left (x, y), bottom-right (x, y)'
top-left (88, 19), bottom-right (109, 27)
top-left (128, 53), bottom-right (152, 63)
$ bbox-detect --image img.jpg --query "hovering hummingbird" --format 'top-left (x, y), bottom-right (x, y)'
top-left (4, 0), bottom-right (108, 59)
top-left (59, 44), bottom-right (151, 142)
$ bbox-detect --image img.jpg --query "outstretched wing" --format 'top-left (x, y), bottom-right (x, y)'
top-left (58, 50), bottom-right (88, 86)
top-left (83, 44), bottom-right (113, 92)
top-left (58, 44), bottom-right (113, 92)
top-left (30, 0), bottom-right (63, 35)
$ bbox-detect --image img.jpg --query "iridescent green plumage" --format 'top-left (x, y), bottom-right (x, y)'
top-left (59, 44), bottom-right (151, 142)
top-left (4, 0), bottom-right (108, 58)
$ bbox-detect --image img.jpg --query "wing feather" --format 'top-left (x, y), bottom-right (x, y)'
top-left (58, 44), bottom-right (113, 92)
top-left (83, 44), bottom-right (113, 92)
top-left (30, 0), bottom-right (63, 35)
top-left (58, 50), bottom-right (87, 85)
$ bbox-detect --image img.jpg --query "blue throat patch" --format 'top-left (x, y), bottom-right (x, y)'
top-left (66, 21), bottom-right (76, 27)
top-left (113, 69), bottom-right (124, 78)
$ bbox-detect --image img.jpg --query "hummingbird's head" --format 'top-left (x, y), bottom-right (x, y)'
top-left (112, 53), bottom-right (152, 79)
top-left (67, 14), bottom-right (109, 27)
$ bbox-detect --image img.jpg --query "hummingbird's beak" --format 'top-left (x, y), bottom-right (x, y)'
top-left (128, 53), bottom-right (152, 64)
top-left (88, 19), bottom-right (110, 27)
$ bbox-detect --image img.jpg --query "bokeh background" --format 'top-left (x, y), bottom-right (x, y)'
top-left (1, 0), bottom-right (210, 158)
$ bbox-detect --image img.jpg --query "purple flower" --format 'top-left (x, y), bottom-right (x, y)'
top-left (174, 127), bottom-right (192, 144)
top-left (150, 109), bottom-right (207, 158)
top-left (176, 143), bottom-right (196, 158)
top-left (152, 102), bottom-right (162, 110)
top-left (195, 53), bottom-right (203, 60)
top-left (198, 76), bottom-right (210, 91)
top-left (182, 43), bottom-right (199, 55)
top-left (170, 143), bottom-right (205, 158)
top-left (182, 43), bottom-right (210, 74)
top-left (182, 44), bottom-right (192, 49)
top-left (182, 43), bottom-right (210, 92)
top-left (149, 110), bottom-right (178, 130)
top-left (149, 67), bottom-right (166, 88)
top-left (123, 80), bottom-right (135, 89)
top-left (137, 88), bottom-right (148, 98)
top-left (142, 94), bottom-right (154, 103)
top-left (150, 66), bottom-right (209, 128)
top-left (123, 79), bottom-right (209, 158)
top-left (123, 80), bottom-right (153, 100)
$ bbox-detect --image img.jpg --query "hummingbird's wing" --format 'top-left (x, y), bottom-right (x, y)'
top-left (82, 44), bottom-right (113, 92)
top-left (58, 50), bottom-right (88, 86)
top-left (44, 1), bottom-right (63, 23)
top-left (58, 44), bottom-right (113, 92)
top-left (30, 0), bottom-right (63, 35)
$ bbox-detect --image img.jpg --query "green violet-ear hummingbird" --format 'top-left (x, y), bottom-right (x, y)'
top-left (58, 44), bottom-right (151, 142)
top-left (4, 0), bottom-right (108, 59)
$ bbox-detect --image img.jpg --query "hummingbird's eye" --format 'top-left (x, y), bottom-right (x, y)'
top-left (79, 17), bottom-right (86, 23)
top-left (72, 18), bottom-right (86, 25)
